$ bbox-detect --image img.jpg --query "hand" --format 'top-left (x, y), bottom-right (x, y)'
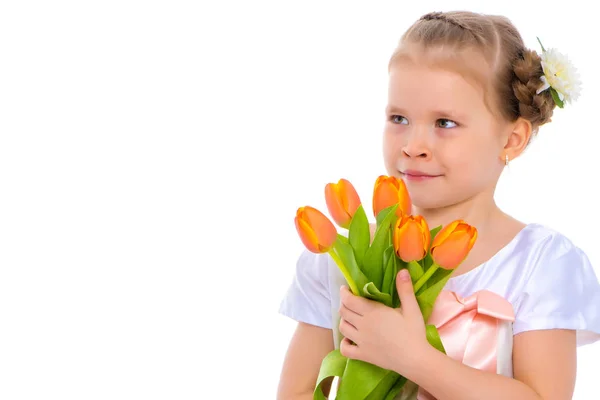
top-left (338, 269), bottom-right (429, 374)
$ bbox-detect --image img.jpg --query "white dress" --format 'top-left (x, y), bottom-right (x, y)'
top-left (278, 223), bottom-right (600, 388)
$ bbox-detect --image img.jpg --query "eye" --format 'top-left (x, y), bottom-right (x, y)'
top-left (436, 119), bottom-right (458, 129)
top-left (390, 115), bottom-right (408, 125)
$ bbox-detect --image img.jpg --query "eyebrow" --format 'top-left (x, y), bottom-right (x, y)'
top-left (385, 105), bottom-right (407, 115)
top-left (385, 105), bottom-right (466, 120)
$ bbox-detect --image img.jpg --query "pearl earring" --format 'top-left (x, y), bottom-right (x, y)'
top-left (505, 154), bottom-right (509, 166)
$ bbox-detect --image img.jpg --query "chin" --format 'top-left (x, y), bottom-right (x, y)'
top-left (411, 196), bottom-right (450, 210)
top-left (410, 185), bottom-right (481, 211)
top-left (407, 184), bottom-right (456, 210)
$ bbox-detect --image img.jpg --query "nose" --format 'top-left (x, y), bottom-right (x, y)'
top-left (402, 127), bottom-right (432, 160)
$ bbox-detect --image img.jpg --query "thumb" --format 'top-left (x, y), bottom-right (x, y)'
top-left (396, 269), bottom-right (422, 320)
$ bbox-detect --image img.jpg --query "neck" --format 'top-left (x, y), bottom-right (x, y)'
top-left (413, 189), bottom-right (502, 235)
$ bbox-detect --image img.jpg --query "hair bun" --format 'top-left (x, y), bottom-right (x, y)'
top-left (512, 49), bottom-right (556, 129)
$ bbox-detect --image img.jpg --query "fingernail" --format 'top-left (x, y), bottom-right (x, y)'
top-left (399, 269), bottom-right (410, 281)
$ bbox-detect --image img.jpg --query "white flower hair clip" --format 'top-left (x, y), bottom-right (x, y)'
top-left (535, 37), bottom-right (582, 108)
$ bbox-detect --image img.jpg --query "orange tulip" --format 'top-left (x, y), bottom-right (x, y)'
top-left (430, 220), bottom-right (478, 270)
top-left (295, 206), bottom-right (338, 253)
top-left (393, 215), bottom-right (430, 262)
top-left (372, 175), bottom-right (411, 218)
top-left (325, 178), bottom-right (361, 229)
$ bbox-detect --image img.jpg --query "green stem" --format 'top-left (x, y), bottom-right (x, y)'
top-left (328, 249), bottom-right (360, 295)
top-left (413, 263), bottom-right (439, 293)
top-left (406, 260), bottom-right (424, 281)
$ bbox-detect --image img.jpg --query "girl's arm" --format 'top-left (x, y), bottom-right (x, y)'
top-left (402, 329), bottom-right (576, 400)
top-left (277, 322), bottom-right (334, 400)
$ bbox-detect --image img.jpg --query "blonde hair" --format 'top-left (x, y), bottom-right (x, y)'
top-left (389, 11), bottom-right (555, 135)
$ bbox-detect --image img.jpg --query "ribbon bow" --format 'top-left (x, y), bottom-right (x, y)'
top-left (416, 290), bottom-right (515, 400)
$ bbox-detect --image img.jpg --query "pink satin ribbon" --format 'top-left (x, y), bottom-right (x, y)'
top-left (417, 290), bottom-right (515, 400)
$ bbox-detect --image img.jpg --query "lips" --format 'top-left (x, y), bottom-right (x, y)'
top-left (401, 169), bottom-right (441, 178)
top-left (400, 169), bottom-right (442, 181)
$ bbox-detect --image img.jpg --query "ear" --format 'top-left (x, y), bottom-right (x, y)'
top-left (502, 117), bottom-right (532, 162)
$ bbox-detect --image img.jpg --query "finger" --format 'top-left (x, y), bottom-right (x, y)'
top-left (396, 269), bottom-right (422, 321)
top-left (339, 303), bottom-right (361, 327)
top-left (340, 285), bottom-right (367, 315)
top-left (340, 337), bottom-right (360, 360)
top-left (339, 317), bottom-right (358, 342)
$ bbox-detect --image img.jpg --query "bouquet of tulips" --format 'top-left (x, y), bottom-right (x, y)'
top-left (294, 176), bottom-right (477, 400)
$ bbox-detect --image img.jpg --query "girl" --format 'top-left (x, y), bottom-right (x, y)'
top-left (277, 10), bottom-right (600, 400)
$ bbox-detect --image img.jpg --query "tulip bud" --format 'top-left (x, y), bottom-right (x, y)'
top-left (393, 215), bottom-right (430, 262)
top-left (294, 206), bottom-right (338, 253)
top-left (430, 220), bottom-right (478, 270)
top-left (372, 175), bottom-right (411, 218)
top-left (325, 179), bottom-right (361, 229)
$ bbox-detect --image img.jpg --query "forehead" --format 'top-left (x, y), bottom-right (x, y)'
top-left (387, 61), bottom-right (486, 113)
top-left (390, 43), bottom-right (493, 85)
top-left (387, 44), bottom-right (493, 109)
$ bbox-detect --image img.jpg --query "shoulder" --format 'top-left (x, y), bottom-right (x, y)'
top-left (448, 223), bottom-right (591, 297)
top-left (294, 249), bottom-right (333, 287)
top-left (518, 222), bottom-right (577, 252)
top-left (511, 224), bottom-right (600, 344)
top-left (512, 223), bottom-right (590, 278)
top-left (529, 223), bottom-right (588, 262)
top-left (278, 249), bottom-right (335, 329)
top-left (487, 222), bottom-right (596, 302)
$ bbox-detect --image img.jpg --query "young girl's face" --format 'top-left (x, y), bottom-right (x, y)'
top-left (383, 58), bottom-right (511, 210)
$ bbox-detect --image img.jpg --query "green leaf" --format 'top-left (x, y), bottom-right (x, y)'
top-left (391, 258), bottom-right (402, 308)
top-left (550, 87), bottom-right (564, 108)
top-left (376, 204), bottom-right (396, 227)
top-left (426, 325), bottom-right (446, 354)
top-left (349, 204), bottom-right (370, 267)
top-left (397, 380), bottom-right (419, 400)
top-left (313, 350), bottom-right (347, 400)
top-left (420, 260), bottom-right (433, 292)
top-left (383, 375), bottom-right (407, 400)
top-left (420, 226), bottom-right (441, 275)
top-left (430, 225), bottom-right (442, 241)
top-left (382, 246), bottom-right (396, 295)
top-left (387, 256), bottom-right (400, 295)
top-left (335, 238), bottom-right (369, 296)
top-left (363, 282), bottom-right (393, 307)
top-left (313, 351), bottom-right (407, 399)
top-left (383, 246), bottom-right (394, 276)
top-left (416, 298), bottom-right (435, 324)
top-left (416, 272), bottom-right (454, 322)
top-left (425, 266), bottom-right (455, 290)
top-left (422, 253), bottom-right (433, 271)
top-left (536, 36), bottom-right (546, 52)
top-left (365, 371), bottom-right (404, 400)
top-left (336, 358), bottom-right (401, 399)
top-left (363, 204), bottom-right (398, 289)
top-left (406, 260), bottom-right (424, 282)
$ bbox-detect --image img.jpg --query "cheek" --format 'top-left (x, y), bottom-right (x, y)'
top-left (442, 137), bottom-right (499, 177)
top-left (382, 130), bottom-right (402, 165)
top-left (435, 139), bottom-right (472, 169)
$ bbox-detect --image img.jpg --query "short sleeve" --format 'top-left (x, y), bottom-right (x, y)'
top-left (278, 250), bottom-right (333, 329)
top-left (513, 236), bottom-right (600, 346)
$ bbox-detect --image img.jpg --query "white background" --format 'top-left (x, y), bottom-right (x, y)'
top-left (0, 0), bottom-right (598, 399)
